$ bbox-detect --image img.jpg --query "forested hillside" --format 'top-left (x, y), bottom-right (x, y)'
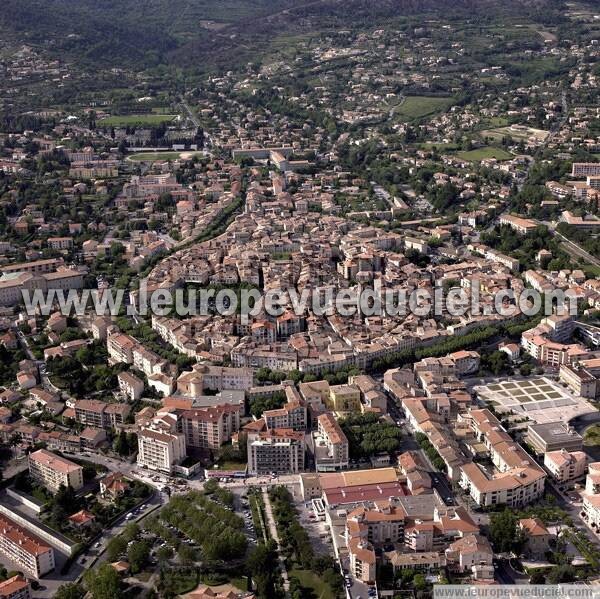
top-left (0, 0), bottom-right (563, 71)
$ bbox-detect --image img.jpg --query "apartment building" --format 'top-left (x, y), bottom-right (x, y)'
top-left (0, 514), bottom-right (55, 579)
top-left (315, 413), bottom-right (349, 471)
top-left (387, 551), bottom-right (446, 574)
top-left (180, 404), bottom-right (241, 450)
top-left (1, 258), bottom-right (64, 276)
top-left (582, 463), bottom-right (600, 528)
top-left (118, 371), bottom-right (145, 401)
top-left (28, 449), bottom-right (83, 492)
top-left (73, 400), bottom-right (130, 430)
top-left (348, 537), bottom-right (377, 583)
top-left (0, 575), bottom-right (31, 599)
top-left (328, 384), bottom-right (361, 413)
top-left (47, 237), bottom-right (73, 251)
top-left (544, 449), bottom-right (587, 484)
top-left (133, 345), bottom-right (167, 377)
top-left (459, 409), bottom-right (546, 507)
top-left (247, 428), bottom-right (305, 475)
top-left (572, 163), bottom-right (600, 178)
top-left (107, 332), bottom-right (137, 365)
top-left (137, 426), bottom-right (186, 474)
top-left (263, 400), bottom-right (307, 432)
top-left (499, 214), bottom-right (538, 235)
top-left (559, 363), bottom-right (598, 399)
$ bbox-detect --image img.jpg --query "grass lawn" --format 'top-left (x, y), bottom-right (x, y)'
top-left (100, 114), bottom-right (177, 127)
top-left (585, 425), bottom-right (600, 447)
top-left (456, 146), bottom-right (512, 161)
top-left (395, 96), bottom-right (453, 120)
top-left (290, 569), bottom-right (335, 599)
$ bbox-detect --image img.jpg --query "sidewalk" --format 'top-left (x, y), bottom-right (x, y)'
top-left (261, 487), bottom-right (290, 598)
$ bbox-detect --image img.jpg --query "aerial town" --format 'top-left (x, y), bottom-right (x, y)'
top-left (1, 1), bottom-right (600, 598)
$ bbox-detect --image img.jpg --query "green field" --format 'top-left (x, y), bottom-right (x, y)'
top-left (395, 96), bottom-right (453, 120)
top-left (456, 146), bottom-right (513, 161)
top-left (585, 425), bottom-right (600, 447)
top-left (100, 114), bottom-right (177, 127)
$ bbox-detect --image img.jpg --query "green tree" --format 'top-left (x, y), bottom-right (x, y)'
top-left (127, 540), bottom-right (150, 574)
top-left (105, 535), bottom-right (127, 562)
top-left (55, 583), bottom-right (86, 599)
top-left (84, 564), bottom-right (121, 599)
top-left (490, 508), bottom-right (525, 554)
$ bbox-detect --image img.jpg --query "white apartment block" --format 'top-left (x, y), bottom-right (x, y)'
top-left (117, 371), bottom-right (145, 401)
top-left (572, 163), bottom-right (600, 178)
top-left (28, 449), bottom-right (83, 492)
top-left (0, 514), bottom-right (55, 579)
top-left (137, 427), bottom-right (186, 474)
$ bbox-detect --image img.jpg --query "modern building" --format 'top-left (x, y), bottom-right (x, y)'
top-left (137, 427), bottom-right (186, 474)
top-left (73, 399), bottom-right (131, 430)
top-left (572, 163), bottom-right (600, 178)
top-left (263, 400), bottom-right (307, 432)
top-left (247, 428), bottom-right (305, 475)
top-left (314, 413), bottom-right (349, 471)
top-left (0, 514), bottom-right (55, 578)
top-left (180, 404), bottom-right (241, 450)
top-left (527, 422), bottom-right (584, 454)
top-left (28, 449), bottom-right (84, 492)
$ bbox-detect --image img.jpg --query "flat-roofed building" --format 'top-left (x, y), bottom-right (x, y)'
top-left (315, 412), bottom-right (349, 471)
top-left (0, 514), bottom-right (55, 579)
top-left (527, 421), bottom-right (584, 454)
top-left (28, 449), bottom-right (83, 492)
top-left (572, 163), bottom-right (600, 178)
top-left (559, 363), bottom-right (598, 399)
top-left (328, 384), bottom-right (361, 413)
top-left (137, 426), bottom-right (186, 473)
top-left (263, 400), bottom-right (307, 432)
top-left (247, 428), bottom-right (305, 475)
